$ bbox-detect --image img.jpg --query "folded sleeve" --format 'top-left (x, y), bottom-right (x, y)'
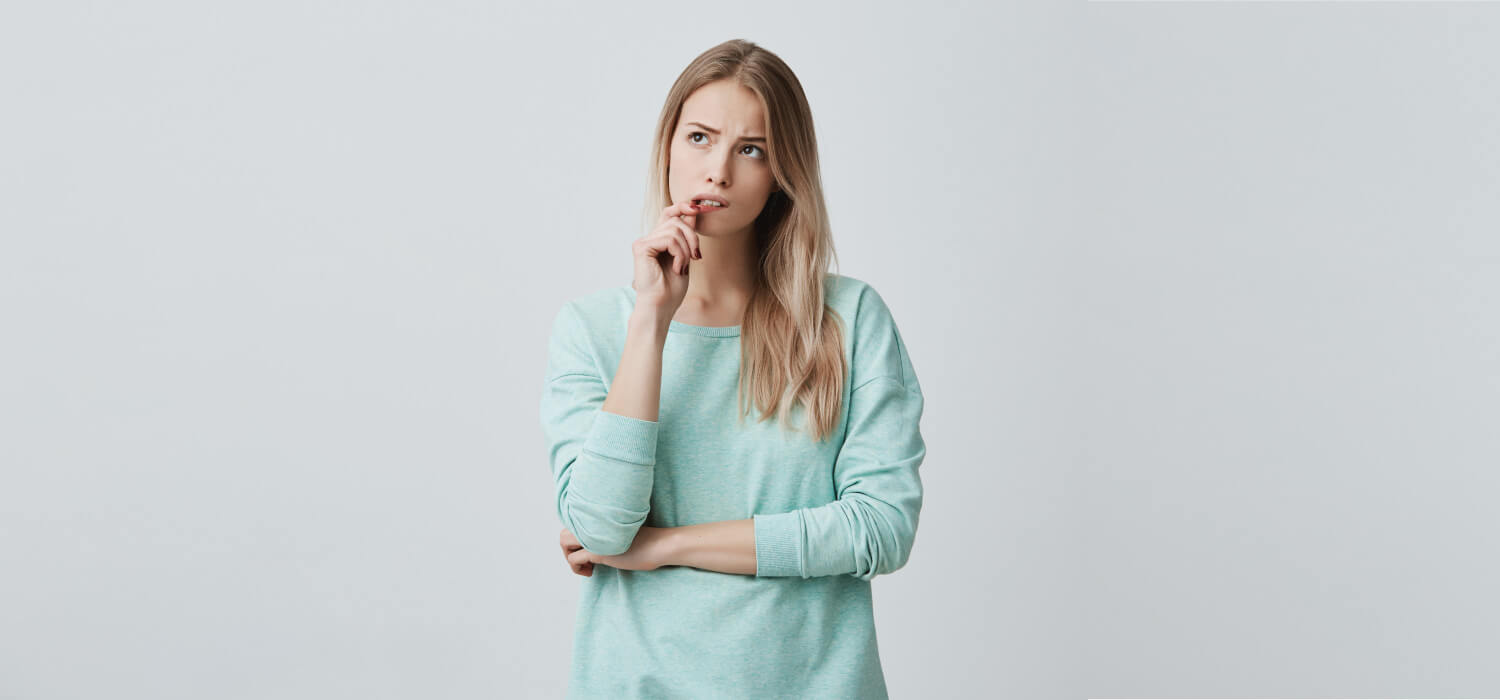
top-left (752, 286), bottom-right (926, 581)
top-left (539, 302), bottom-right (658, 556)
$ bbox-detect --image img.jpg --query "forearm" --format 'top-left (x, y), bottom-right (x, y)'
top-left (661, 518), bottom-right (757, 576)
top-left (601, 308), bottom-right (671, 421)
top-left (545, 307), bottom-right (668, 556)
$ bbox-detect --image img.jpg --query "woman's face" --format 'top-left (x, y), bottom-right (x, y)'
top-left (668, 79), bottom-right (779, 238)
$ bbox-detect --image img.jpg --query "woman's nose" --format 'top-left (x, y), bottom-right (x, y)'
top-left (704, 150), bottom-right (730, 186)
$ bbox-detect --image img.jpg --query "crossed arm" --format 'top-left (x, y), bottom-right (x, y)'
top-left (559, 519), bottom-right (755, 577)
top-left (545, 303), bottom-right (769, 578)
top-left (543, 289), bottom-right (925, 582)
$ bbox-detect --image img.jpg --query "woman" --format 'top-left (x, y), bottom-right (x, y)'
top-left (539, 39), bottom-right (926, 699)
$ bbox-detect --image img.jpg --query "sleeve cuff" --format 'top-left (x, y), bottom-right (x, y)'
top-left (754, 510), bottom-right (805, 578)
top-left (581, 410), bottom-right (659, 466)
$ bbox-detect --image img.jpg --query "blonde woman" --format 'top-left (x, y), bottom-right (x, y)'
top-left (539, 39), bottom-right (926, 699)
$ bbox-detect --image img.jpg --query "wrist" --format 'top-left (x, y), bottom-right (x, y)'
top-left (628, 307), bottom-right (672, 337)
top-left (652, 526), bottom-right (686, 568)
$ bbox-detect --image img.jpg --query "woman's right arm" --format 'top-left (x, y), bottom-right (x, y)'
top-left (601, 306), bottom-right (671, 421)
top-left (539, 305), bottom-right (662, 557)
top-left (539, 201), bottom-right (703, 557)
top-left (605, 198), bottom-right (703, 422)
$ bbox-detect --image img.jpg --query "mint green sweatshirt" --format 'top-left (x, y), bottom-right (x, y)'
top-left (539, 273), bottom-right (926, 699)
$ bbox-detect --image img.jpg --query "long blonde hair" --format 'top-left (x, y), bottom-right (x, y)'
top-left (642, 39), bottom-right (846, 443)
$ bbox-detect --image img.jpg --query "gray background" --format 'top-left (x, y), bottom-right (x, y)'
top-left (3, 1), bottom-right (1497, 698)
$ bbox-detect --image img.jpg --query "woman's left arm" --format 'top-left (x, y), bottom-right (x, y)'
top-left (658, 519), bottom-right (756, 574)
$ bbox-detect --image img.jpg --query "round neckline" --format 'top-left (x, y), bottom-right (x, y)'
top-left (668, 319), bottom-right (741, 337)
top-left (624, 286), bottom-right (741, 337)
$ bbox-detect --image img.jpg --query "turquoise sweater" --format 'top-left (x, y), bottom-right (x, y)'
top-left (539, 273), bottom-right (926, 699)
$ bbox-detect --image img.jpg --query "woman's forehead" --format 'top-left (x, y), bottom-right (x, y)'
top-left (680, 82), bottom-right (766, 132)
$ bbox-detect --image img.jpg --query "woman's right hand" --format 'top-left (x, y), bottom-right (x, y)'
top-left (632, 199), bottom-right (703, 316)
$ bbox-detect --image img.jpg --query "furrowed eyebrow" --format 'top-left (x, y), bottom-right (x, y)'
top-left (684, 121), bottom-right (767, 143)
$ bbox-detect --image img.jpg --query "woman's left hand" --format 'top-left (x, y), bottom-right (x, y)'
top-left (559, 526), bottom-right (672, 577)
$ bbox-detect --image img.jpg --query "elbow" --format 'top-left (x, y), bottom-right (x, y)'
top-left (864, 531), bottom-right (917, 580)
top-left (558, 491), bottom-right (648, 556)
top-left (577, 531), bottom-right (637, 557)
top-left (847, 494), bottom-right (922, 581)
top-left (885, 530), bottom-right (918, 574)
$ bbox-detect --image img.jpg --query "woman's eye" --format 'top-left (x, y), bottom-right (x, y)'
top-left (686, 131), bottom-right (764, 159)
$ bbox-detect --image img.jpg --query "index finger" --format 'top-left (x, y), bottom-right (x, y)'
top-left (661, 199), bottom-right (699, 223)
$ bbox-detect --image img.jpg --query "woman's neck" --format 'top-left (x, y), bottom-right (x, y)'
top-left (679, 230), bottom-right (758, 325)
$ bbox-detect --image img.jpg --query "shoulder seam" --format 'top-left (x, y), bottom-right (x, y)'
top-left (851, 374), bottom-right (906, 393)
top-left (545, 301), bottom-right (604, 383)
top-left (546, 370), bottom-right (598, 382)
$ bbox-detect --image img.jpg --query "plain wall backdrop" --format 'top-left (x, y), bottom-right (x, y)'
top-left (2, 1), bottom-right (1498, 698)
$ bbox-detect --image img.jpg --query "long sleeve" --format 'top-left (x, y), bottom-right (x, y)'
top-left (751, 288), bottom-right (926, 581)
top-left (559, 277), bottom-right (920, 695)
top-left (539, 302), bottom-right (658, 556)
